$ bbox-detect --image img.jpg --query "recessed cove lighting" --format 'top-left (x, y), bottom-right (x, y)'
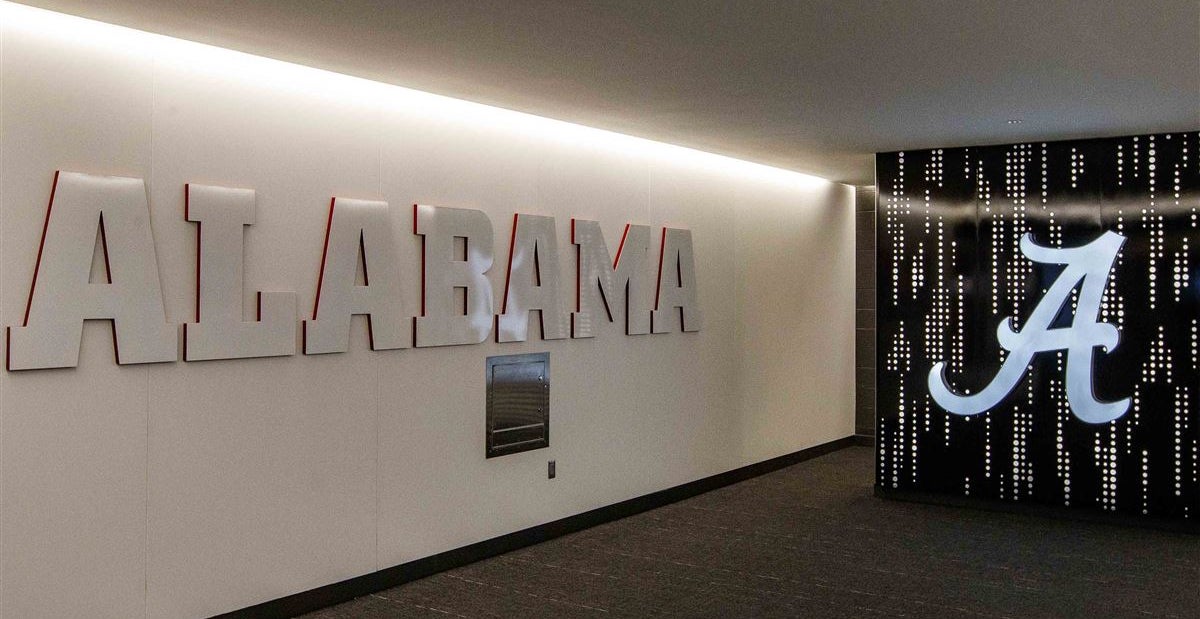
top-left (0, 0), bottom-right (829, 189)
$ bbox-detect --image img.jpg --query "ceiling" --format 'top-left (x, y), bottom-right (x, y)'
top-left (16, 0), bottom-right (1200, 184)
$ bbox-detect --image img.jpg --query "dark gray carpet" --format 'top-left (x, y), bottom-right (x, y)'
top-left (301, 446), bottom-right (1200, 618)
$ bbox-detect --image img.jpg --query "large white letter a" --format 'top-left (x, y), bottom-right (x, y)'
top-left (929, 231), bottom-right (1129, 424)
top-left (7, 172), bottom-right (177, 370)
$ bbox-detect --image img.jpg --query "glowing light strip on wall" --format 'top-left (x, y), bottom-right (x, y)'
top-left (0, 0), bottom-right (830, 189)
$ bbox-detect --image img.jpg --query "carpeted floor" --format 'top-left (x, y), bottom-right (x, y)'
top-left (301, 446), bottom-right (1200, 618)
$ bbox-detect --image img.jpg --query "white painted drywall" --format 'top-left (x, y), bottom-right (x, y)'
top-left (0, 10), bottom-right (854, 618)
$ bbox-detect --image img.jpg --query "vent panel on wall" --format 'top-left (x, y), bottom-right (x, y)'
top-left (875, 132), bottom-right (1200, 522)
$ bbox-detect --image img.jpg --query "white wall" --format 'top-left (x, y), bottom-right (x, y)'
top-left (0, 7), bottom-right (854, 618)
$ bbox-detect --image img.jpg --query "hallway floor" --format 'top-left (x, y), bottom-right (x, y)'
top-left (302, 446), bottom-right (1200, 618)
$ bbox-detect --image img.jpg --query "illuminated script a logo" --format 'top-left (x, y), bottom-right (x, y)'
top-left (928, 231), bottom-right (1130, 424)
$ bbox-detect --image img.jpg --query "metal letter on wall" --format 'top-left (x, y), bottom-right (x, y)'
top-left (875, 132), bottom-right (1200, 522)
top-left (304, 198), bottom-right (410, 354)
top-left (651, 228), bottom-right (702, 333)
top-left (7, 171), bottom-right (177, 370)
top-left (414, 204), bottom-right (494, 347)
top-left (497, 214), bottom-right (568, 342)
top-left (184, 184), bottom-right (296, 361)
top-left (571, 220), bottom-right (653, 337)
top-left (929, 231), bottom-right (1129, 423)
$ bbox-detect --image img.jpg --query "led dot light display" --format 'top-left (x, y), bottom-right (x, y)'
top-left (876, 132), bottom-right (1200, 522)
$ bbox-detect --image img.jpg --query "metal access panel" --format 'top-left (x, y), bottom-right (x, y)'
top-left (485, 352), bottom-right (549, 458)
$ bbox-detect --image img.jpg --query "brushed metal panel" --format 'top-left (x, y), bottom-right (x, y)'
top-left (486, 352), bottom-right (549, 457)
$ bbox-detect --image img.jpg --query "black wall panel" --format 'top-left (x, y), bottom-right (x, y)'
top-left (876, 132), bottom-right (1200, 522)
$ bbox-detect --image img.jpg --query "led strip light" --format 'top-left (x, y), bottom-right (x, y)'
top-left (0, 0), bottom-right (831, 189)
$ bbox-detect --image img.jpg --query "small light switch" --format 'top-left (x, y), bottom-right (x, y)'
top-left (548, 460), bottom-right (556, 479)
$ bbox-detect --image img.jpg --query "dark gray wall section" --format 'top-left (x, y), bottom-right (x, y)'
top-left (855, 185), bottom-right (876, 435)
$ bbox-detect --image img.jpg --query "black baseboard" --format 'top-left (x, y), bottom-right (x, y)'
top-left (876, 486), bottom-right (1200, 535)
top-left (211, 435), bottom-right (864, 618)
